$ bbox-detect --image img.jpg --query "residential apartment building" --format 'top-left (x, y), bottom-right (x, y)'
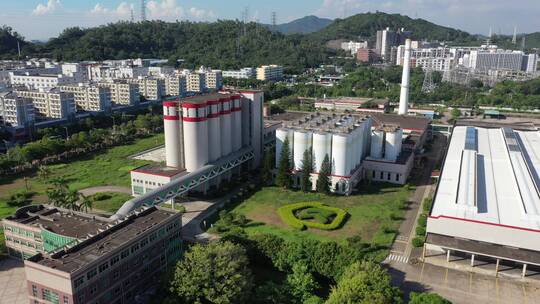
top-left (98, 81), bottom-right (140, 106)
top-left (14, 88), bottom-right (76, 119)
top-left (467, 50), bottom-right (525, 72)
top-left (127, 77), bottom-right (165, 101)
top-left (356, 48), bottom-right (378, 63)
top-left (375, 27), bottom-right (411, 62)
top-left (256, 65), bottom-right (284, 81)
top-left (0, 91), bottom-right (35, 127)
top-left (10, 72), bottom-right (75, 89)
top-left (164, 75), bottom-right (187, 97)
top-left (59, 84), bottom-right (112, 112)
top-left (204, 70), bottom-right (222, 90)
top-left (3, 204), bottom-right (182, 304)
top-left (222, 68), bottom-right (255, 79)
top-left (341, 41), bottom-right (369, 56)
top-left (186, 73), bottom-right (206, 93)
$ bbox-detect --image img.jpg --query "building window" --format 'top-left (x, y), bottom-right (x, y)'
top-left (110, 255), bottom-right (120, 266)
top-left (121, 249), bottom-right (129, 259)
top-left (32, 285), bottom-right (38, 297)
top-left (99, 262), bottom-right (109, 273)
top-left (387, 173), bottom-right (391, 181)
top-left (87, 268), bottom-right (97, 280)
top-left (63, 295), bottom-right (69, 304)
top-left (74, 277), bottom-right (84, 289)
top-left (380, 172), bottom-right (384, 179)
top-left (396, 174), bottom-right (400, 182)
top-left (130, 243), bottom-right (139, 253)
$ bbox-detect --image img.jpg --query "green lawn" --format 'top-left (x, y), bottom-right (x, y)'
top-left (90, 192), bottom-right (135, 213)
top-left (232, 184), bottom-right (412, 247)
top-left (0, 133), bottom-right (164, 256)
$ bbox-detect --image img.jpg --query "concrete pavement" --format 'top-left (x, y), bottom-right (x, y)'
top-left (0, 259), bottom-right (27, 304)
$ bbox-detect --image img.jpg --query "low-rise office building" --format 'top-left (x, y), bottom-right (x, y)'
top-left (14, 88), bottom-right (76, 120)
top-left (0, 91), bottom-right (35, 127)
top-left (59, 83), bottom-right (112, 112)
top-left (2, 204), bottom-right (182, 304)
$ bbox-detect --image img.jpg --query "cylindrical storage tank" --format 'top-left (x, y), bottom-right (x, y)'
top-left (275, 128), bottom-right (292, 167)
top-left (332, 134), bottom-right (348, 176)
top-left (293, 130), bottom-right (312, 171)
top-left (182, 101), bottom-right (209, 172)
top-left (206, 99), bottom-right (221, 162)
top-left (353, 124), bottom-right (363, 167)
top-left (163, 101), bottom-right (182, 168)
top-left (345, 133), bottom-right (354, 174)
top-left (219, 97), bottom-right (232, 156)
top-left (384, 128), bottom-right (403, 162)
top-left (231, 95), bottom-right (242, 151)
top-left (312, 132), bottom-right (332, 173)
top-left (370, 129), bottom-right (384, 159)
top-left (363, 118), bottom-right (372, 158)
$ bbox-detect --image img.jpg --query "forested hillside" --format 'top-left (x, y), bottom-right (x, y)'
top-left (266, 15), bottom-right (333, 34)
top-left (0, 26), bottom-right (34, 59)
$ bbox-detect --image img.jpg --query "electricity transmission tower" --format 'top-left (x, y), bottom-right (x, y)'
top-left (512, 26), bottom-right (517, 45)
top-left (422, 68), bottom-right (436, 93)
top-left (140, 0), bottom-right (146, 21)
top-left (271, 12), bottom-right (277, 32)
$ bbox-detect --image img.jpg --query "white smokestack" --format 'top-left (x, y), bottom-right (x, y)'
top-left (399, 39), bottom-right (412, 115)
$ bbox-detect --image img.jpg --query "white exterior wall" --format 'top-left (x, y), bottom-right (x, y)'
top-left (384, 129), bottom-right (403, 162)
top-left (370, 129), bottom-right (384, 159)
top-left (231, 97), bottom-right (242, 152)
top-left (275, 128), bottom-right (292, 167)
top-left (163, 102), bottom-right (182, 168)
top-left (182, 103), bottom-right (209, 172)
top-left (312, 132), bottom-right (332, 173)
top-left (241, 91), bottom-right (264, 166)
top-left (220, 97), bottom-right (232, 156)
top-left (207, 100), bottom-right (222, 162)
top-left (293, 131), bottom-right (312, 171)
top-left (332, 134), bottom-right (348, 176)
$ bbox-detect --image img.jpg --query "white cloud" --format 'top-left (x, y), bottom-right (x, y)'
top-left (32, 0), bottom-right (60, 16)
top-left (146, 0), bottom-right (185, 20)
top-left (90, 2), bottom-right (133, 18)
top-left (188, 7), bottom-right (216, 20)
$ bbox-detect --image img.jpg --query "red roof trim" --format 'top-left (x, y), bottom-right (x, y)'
top-left (429, 215), bottom-right (540, 233)
top-left (183, 117), bottom-right (207, 122)
top-left (206, 99), bottom-right (220, 105)
top-left (163, 101), bottom-right (178, 107)
top-left (219, 110), bottom-right (231, 115)
top-left (207, 113), bottom-right (220, 118)
top-left (164, 115), bottom-right (180, 121)
top-left (182, 103), bottom-right (207, 109)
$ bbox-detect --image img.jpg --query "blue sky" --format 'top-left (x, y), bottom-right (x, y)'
top-left (1, 0), bottom-right (539, 40)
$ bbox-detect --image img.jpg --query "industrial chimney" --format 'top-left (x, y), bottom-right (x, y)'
top-left (399, 39), bottom-right (412, 115)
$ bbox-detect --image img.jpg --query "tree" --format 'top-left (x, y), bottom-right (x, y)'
top-left (287, 262), bottom-right (319, 303)
top-left (316, 154), bottom-right (331, 194)
top-left (37, 165), bottom-right (52, 181)
top-left (171, 241), bottom-right (253, 304)
top-left (450, 108), bottom-right (461, 120)
top-left (78, 193), bottom-right (93, 212)
top-left (409, 292), bottom-right (452, 304)
top-left (7, 191), bottom-right (32, 207)
top-left (326, 261), bottom-right (402, 304)
top-left (276, 137), bottom-right (293, 189)
top-left (300, 148), bottom-right (313, 192)
top-left (261, 150), bottom-right (274, 186)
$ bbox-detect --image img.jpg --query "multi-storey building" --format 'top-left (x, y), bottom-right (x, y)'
top-left (256, 65), bottom-right (284, 81)
top-left (127, 77), bottom-right (165, 101)
top-left (0, 91), bottom-right (35, 127)
top-left (98, 81), bottom-right (140, 106)
top-left (467, 50), bottom-right (525, 72)
top-left (164, 75), bottom-right (187, 97)
top-left (10, 72), bottom-right (76, 89)
top-left (14, 88), bottom-right (76, 120)
top-left (222, 68), bottom-right (255, 79)
top-left (356, 48), bottom-right (378, 63)
top-left (376, 28), bottom-right (411, 62)
top-left (204, 70), bottom-right (223, 91)
top-left (341, 41), bottom-right (369, 56)
top-left (186, 73), bottom-right (206, 93)
top-left (2, 204), bottom-right (182, 304)
top-left (59, 83), bottom-right (112, 112)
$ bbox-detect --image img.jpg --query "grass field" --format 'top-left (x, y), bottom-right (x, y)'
top-left (90, 192), bottom-right (135, 213)
top-left (0, 133), bottom-right (164, 256)
top-left (232, 184), bottom-right (412, 247)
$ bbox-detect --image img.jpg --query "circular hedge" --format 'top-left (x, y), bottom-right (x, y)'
top-left (277, 202), bottom-right (348, 231)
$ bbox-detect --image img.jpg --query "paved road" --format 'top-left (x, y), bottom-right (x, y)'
top-left (78, 186), bottom-right (131, 196)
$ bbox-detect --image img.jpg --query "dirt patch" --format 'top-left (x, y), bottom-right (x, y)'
top-left (247, 205), bottom-right (287, 228)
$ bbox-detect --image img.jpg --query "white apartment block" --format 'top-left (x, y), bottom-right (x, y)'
top-left (256, 65), bottom-right (284, 81)
top-left (341, 41), bottom-right (369, 55)
top-left (164, 75), bottom-right (187, 97)
top-left (148, 66), bottom-right (174, 76)
top-left (204, 70), bottom-right (222, 90)
top-left (187, 73), bottom-right (206, 93)
top-left (58, 84), bottom-right (112, 112)
top-left (10, 72), bottom-right (75, 89)
top-left (467, 50), bottom-right (525, 72)
top-left (98, 81), bottom-right (140, 106)
top-left (14, 88), bottom-right (75, 120)
top-left (0, 92), bottom-right (35, 127)
top-left (222, 68), bottom-right (255, 79)
top-left (127, 77), bottom-right (165, 101)
top-left (87, 65), bottom-right (148, 81)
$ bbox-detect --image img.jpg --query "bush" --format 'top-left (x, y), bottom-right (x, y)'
top-left (417, 214), bottom-right (427, 227)
top-left (422, 198), bottom-right (433, 213)
top-left (277, 202), bottom-right (347, 231)
top-left (412, 237), bottom-right (425, 247)
top-left (91, 193), bottom-right (112, 201)
top-left (416, 226), bottom-right (426, 236)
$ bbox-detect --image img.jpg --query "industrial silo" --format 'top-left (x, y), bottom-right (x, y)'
top-left (312, 132), bottom-right (332, 173)
top-left (182, 101), bottom-right (209, 172)
top-left (370, 128), bottom-right (384, 159)
top-left (163, 101), bottom-right (182, 168)
top-left (275, 128), bottom-right (293, 167)
top-left (293, 130), bottom-right (312, 171)
top-left (332, 133), bottom-right (348, 176)
top-left (384, 128), bottom-right (403, 162)
top-left (220, 96), bottom-right (232, 156)
top-left (363, 117), bottom-right (372, 158)
top-left (231, 95), bottom-right (243, 151)
top-left (206, 99), bottom-right (221, 162)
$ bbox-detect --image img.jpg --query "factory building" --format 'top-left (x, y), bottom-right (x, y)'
top-left (98, 81), bottom-right (140, 107)
top-left (128, 91), bottom-right (263, 198)
top-left (425, 126), bottom-right (540, 275)
top-left (14, 88), bottom-right (76, 120)
top-left (0, 92), bottom-right (35, 127)
top-left (58, 83), bottom-right (112, 112)
top-left (275, 113), bottom-right (373, 195)
top-left (5, 204), bottom-right (182, 304)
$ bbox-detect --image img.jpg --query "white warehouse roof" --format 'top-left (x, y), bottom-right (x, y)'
top-left (431, 126), bottom-right (540, 230)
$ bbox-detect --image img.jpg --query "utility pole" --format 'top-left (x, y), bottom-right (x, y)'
top-left (17, 41), bottom-right (21, 59)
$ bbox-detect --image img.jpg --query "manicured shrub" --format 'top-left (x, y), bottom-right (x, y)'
top-left (417, 214), bottom-right (427, 227)
top-left (415, 226), bottom-right (426, 236)
top-left (412, 237), bottom-right (425, 247)
top-left (91, 193), bottom-right (112, 201)
top-left (277, 202), bottom-right (347, 231)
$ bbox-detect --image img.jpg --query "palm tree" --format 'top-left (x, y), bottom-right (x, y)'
top-left (78, 193), bottom-right (93, 213)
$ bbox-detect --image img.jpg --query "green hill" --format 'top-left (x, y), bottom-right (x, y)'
top-left (266, 15), bottom-right (333, 34)
top-left (0, 26), bottom-right (33, 59)
top-left (312, 12), bottom-right (474, 43)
